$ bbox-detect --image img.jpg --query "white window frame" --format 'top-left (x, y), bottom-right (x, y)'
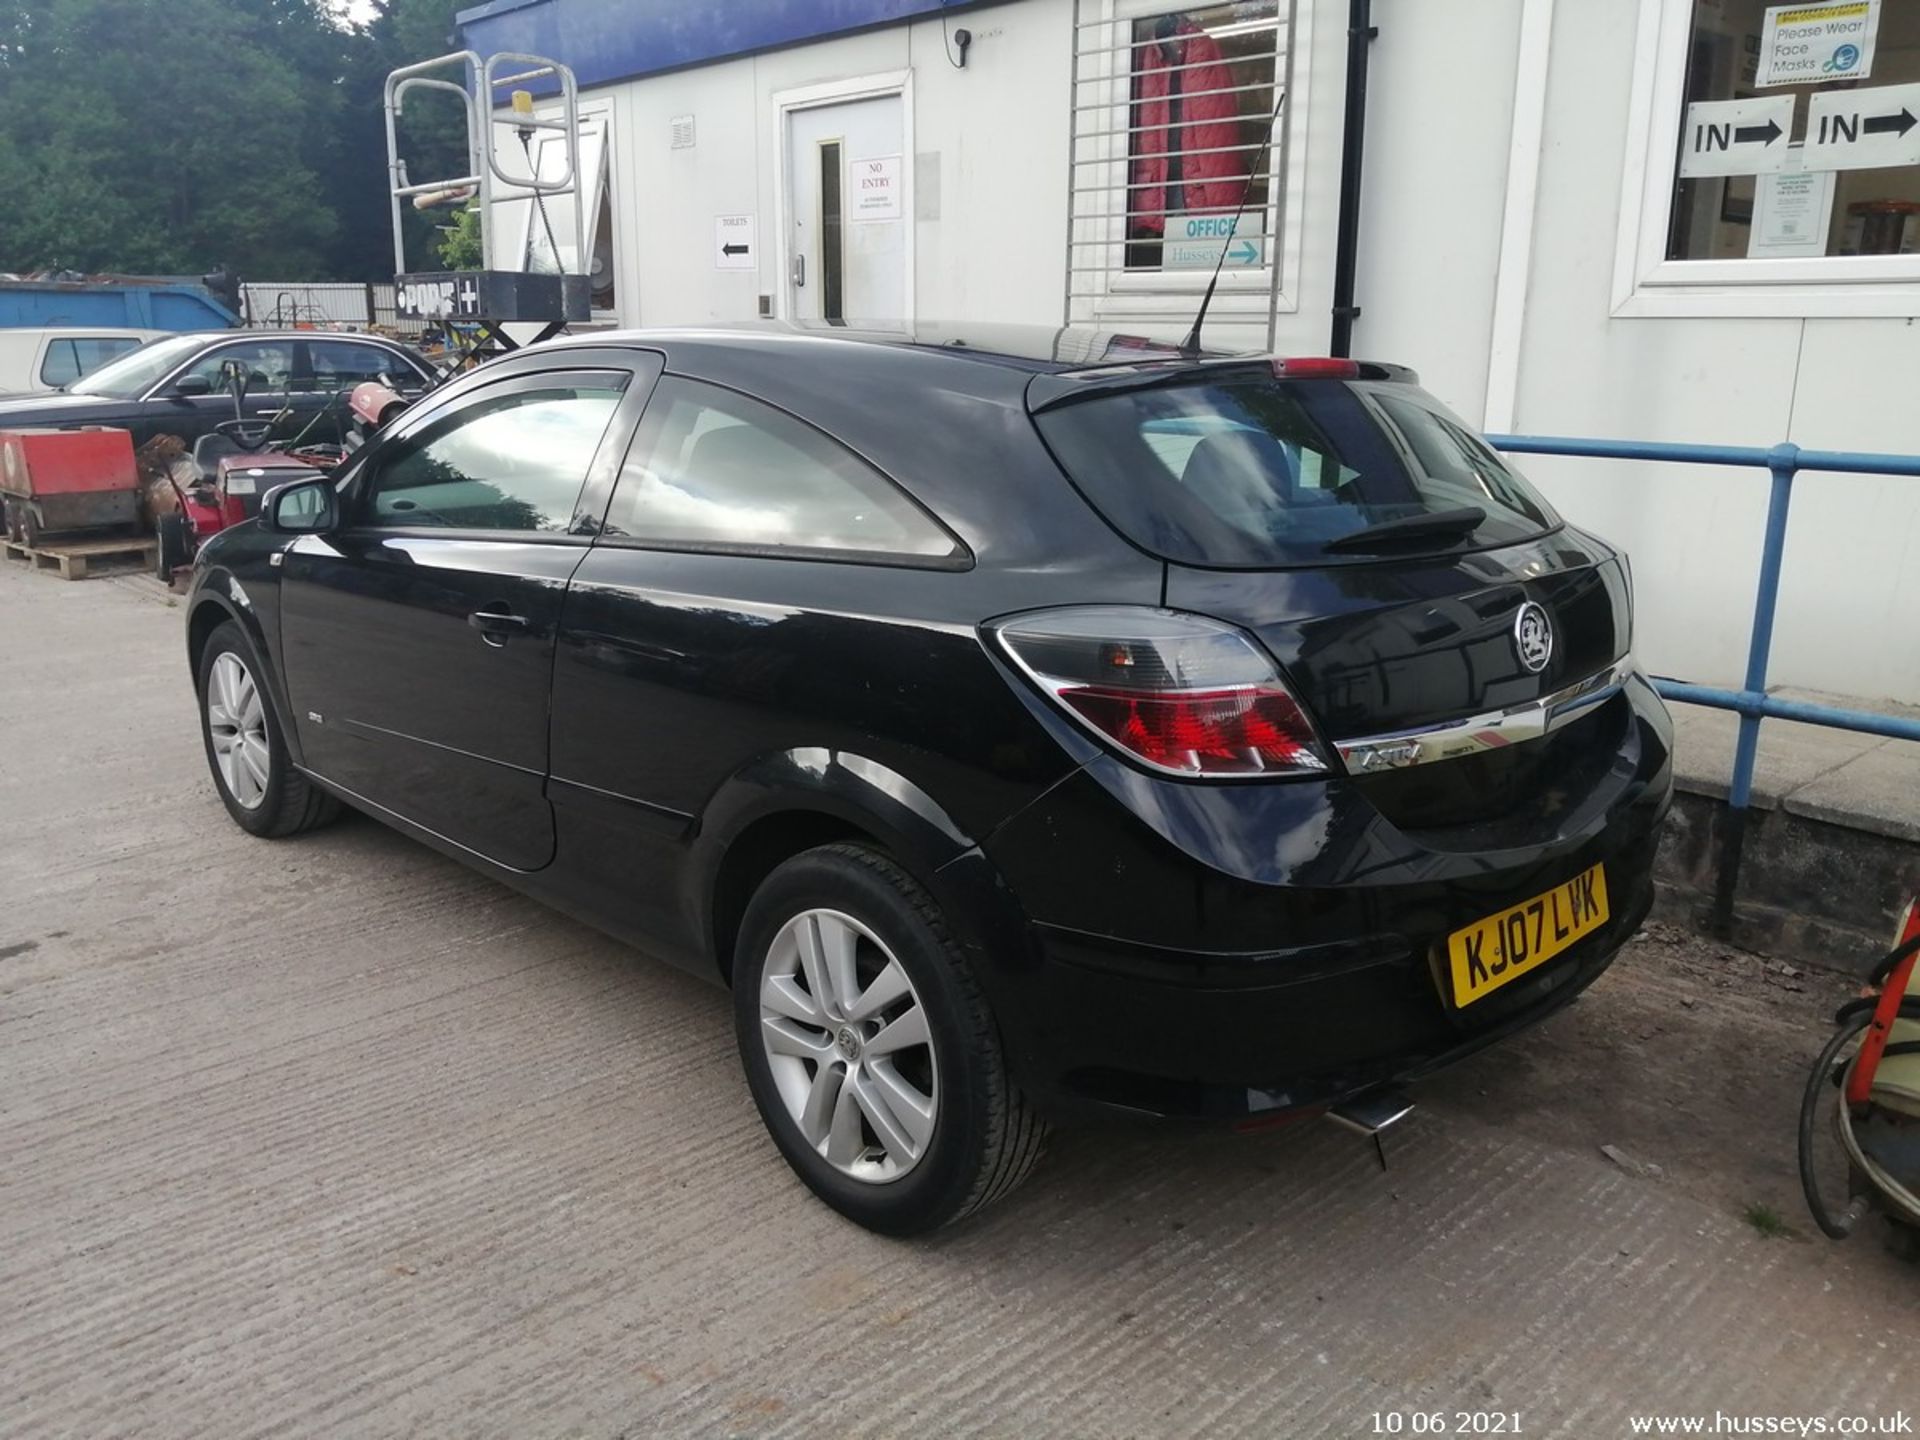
top-left (770, 70), bottom-right (917, 326)
top-left (1067, 0), bottom-right (1310, 325)
top-left (1613, 0), bottom-right (1920, 318)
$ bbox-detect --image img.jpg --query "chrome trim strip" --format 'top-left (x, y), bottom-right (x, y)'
top-left (1334, 659), bottom-right (1635, 774)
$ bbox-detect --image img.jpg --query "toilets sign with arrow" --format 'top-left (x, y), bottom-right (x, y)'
top-left (715, 213), bottom-right (756, 271)
top-left (1679, 95), bottom-right (1796, 178)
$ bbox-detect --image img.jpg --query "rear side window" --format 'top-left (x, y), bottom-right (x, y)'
top-left (39, 336), bottom-right (141, 387)
top-left (1034, 374), bottom-right (1558, 567)
top-left (364, 380), bottom-right (625, 533)
top-left (603, 376), bottom-right (958, 561)
top-left (309, 340), bottom-right (418, 390)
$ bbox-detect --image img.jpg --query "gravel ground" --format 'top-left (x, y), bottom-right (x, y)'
top-left (1, 558), bottom-right (1914, 1440)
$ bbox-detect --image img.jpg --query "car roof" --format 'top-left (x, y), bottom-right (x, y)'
top-left (524, 323), bottom-right (1422, 421)
top-left (1, 325), bottom-right (166, 340)
top-left (167, 329), bottom-right (411, 343)
top-left (535, 321), bottom-right (1240, 378)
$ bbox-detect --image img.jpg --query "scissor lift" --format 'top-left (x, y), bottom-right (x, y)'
top-left (384, 50), bottom-right (590, 356)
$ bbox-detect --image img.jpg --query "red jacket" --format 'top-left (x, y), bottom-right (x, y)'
top-left (1128, 23), bottom-right (1246, 237)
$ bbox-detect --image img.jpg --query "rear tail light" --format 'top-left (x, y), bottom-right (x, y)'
top-left (987, 607), bottom-right (1329, 779)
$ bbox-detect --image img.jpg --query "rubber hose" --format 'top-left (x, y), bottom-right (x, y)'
top-left (1833, 994), bottom-right (1920, 1027)
top-left (1868, 931), bottom-right (1920, 988)
top-left (1799, 1009), bottom-right (1873, 1240)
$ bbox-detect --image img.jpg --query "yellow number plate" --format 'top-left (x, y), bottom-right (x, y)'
top-left (1447, 863), bottom-right (1609, 1007)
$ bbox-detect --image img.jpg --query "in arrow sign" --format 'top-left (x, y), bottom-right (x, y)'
top-left (1229, 240), bottom-right (1258, 264)
top-left (721, 242), bottom-right (750, 256)
top-left (1734, 119), bottom-right (1783, 146)
top-left (1864, 108), bottom-right (1918, 138)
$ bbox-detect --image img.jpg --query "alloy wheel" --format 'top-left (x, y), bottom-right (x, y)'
top-left (205, 651), bottom-right (270, 811)
top-left (757, 907), bottom-right (938, 1184)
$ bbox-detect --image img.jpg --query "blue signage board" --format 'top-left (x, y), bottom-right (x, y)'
top-left (456, 0), bottom-right (976, 90)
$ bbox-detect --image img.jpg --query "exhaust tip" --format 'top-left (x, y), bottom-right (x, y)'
top-left (1326, 1087), bottom-right (1416, 1139)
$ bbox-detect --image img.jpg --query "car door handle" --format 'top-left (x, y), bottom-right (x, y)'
top-left (468, 608), bottom-right (530, 645)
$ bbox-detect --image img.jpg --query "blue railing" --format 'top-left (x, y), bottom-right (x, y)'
top-left (1485, 435), bottom-right (1920, 931)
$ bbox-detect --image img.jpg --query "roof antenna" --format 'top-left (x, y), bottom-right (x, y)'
top-left (1178, 90), bottom-right (1288, 359)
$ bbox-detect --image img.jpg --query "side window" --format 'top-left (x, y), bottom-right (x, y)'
top-left (1120, 3), bottom-right (1280, 274)
top-left (363, 379), bottom-right (625, 533)
top-left (179, 341), bottom-right (295, 394)
top-left (605, 377), bottom-right (957, 560)
top-left (79, 337), bottom-right (141, 374)
top-left (1065, 0), bottom-right (1289, 324)
top-left (38, 337), bottom-right (134, 387)
top-left (39, 340), bottom-right (81, 388)
top-left (310, 341), bottom-right (414, 391)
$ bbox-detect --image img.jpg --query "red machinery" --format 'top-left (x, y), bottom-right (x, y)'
top-left (157, 437), bottom-right (335, 583)
top-left (0, 426), bottom-right (139, 548)
top-left (174, 450), bottom-right (331, 542)
top-left (155, 379), bottom-right (409, 584)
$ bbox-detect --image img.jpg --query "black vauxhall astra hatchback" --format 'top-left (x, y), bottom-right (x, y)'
top-left (185, 323), bottom-right (1673, 1234)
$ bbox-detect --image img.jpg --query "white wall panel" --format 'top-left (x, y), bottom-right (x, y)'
top-left (565, 0), bottom-right (1920, 703)
top-left (1483, 0), bottom-right (1920, 703)
top-left (1349, 0), bottom-right (1523, 422)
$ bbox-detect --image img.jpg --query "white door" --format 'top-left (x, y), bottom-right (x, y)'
top-left (786, 95), bottom-right (906, 323)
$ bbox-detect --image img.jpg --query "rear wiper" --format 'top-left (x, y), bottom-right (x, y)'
top-left (1322, 505), bottom-right (1486, 554)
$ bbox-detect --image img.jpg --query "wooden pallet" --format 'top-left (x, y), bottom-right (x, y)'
top-left (2, 535), bottom-right (156, 581)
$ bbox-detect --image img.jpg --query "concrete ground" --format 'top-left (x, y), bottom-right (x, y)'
top-left (2, 556), bottom-right (1915, 1440)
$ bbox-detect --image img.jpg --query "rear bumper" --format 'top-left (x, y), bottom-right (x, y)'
top-left (970, 675), bottom-right (1673, 1120)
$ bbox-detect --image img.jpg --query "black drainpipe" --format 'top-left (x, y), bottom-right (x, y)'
top-left (1329, 0), bottom-right (1377, 358)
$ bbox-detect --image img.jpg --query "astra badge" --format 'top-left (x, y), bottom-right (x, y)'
top-left (1513, 601), bottom-right (1554, 674)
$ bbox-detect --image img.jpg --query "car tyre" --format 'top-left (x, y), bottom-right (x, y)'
top-left (196, 620), bottom-right (340, 838)
top-left (733, 843), bottom-right (1049, 1236)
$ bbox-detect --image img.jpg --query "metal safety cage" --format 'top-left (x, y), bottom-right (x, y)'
top-left (1065, 0), bottom-right (1294, 335)
top-left (383, 50), bottom-right (585, 291)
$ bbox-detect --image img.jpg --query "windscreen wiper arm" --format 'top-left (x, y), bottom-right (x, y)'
top-left (1322, 505), bottom-right (1486, 554)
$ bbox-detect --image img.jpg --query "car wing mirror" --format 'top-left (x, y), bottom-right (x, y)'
top-left (262, 476), bottom-right (338, 535)
top-left (172, 373), bottom-right (213, 398)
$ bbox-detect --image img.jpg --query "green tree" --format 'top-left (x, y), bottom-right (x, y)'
top-left (0, 0), bottom-right (469, 283)
top-left (437, 206), bottom-right (483, 268)
top-left (0, 0), bottom-right (338, 276)
top-left (328, 0), bottom-right (468, 281)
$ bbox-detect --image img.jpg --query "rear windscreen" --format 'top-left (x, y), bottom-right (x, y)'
top-left (1033, 374), bottom-right (1559, 567)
